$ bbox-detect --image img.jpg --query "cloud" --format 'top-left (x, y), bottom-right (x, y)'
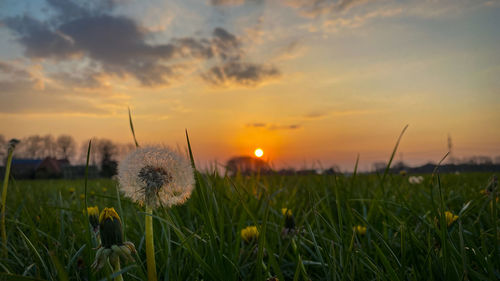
top-left (303, 111), bottom-right (329, 119)
top-left (2, 0), bottom-right (279, 88)
top-left (246, 122), bottom-right (302, 130)
top-left (0, 60), bottom-right (46, 90)
top-left (209, 0), bottom-right (262, 6)
top-left (283, 0), bottom-right (371, 17)
top-left (269, 124), bottom-right (301, 130)
top-left (0, 80), bottom-right (113, 115)
top-left (0, 61), bottom-right (32, 79)
top-left (301, 109), bottom-right (378, 120)
top-left (246, 123), bottom-right (267, 127)
top-left (0, 60), bottom-right (123, 116)
top-left (51, 70), bottom-right (104, 89)
top-left (203, 61), bottom-right (280, 87)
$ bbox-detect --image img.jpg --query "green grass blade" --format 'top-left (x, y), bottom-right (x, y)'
top-left (128, 107), bottom-right (139, 148)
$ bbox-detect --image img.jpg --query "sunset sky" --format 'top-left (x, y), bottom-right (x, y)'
top-left (1, 0), bottom-right (499, 171)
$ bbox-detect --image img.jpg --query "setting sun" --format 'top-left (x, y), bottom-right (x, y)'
top-left (254, 148), bottom-right (264, 158)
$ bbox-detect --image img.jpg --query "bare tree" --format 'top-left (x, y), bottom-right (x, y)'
top-left (0, 134), bottom-right (6, 162)
top-left (96, 139), bottom-right (117, 163)
top-left (22, 135), bottom-right (44, 158)
top-left (56, 135), bottom-right (76, 161)
top-left (41, 134), bottom-right (57, 158)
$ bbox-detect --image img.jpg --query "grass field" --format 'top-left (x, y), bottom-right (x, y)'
top-left (0, 170), bottom-right (498, 281)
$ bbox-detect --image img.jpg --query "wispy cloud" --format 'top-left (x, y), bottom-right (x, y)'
top-left (246, 122), bottom-right (302, 130)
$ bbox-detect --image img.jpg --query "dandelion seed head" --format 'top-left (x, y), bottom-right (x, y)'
top-left (118, 145), bottom-right (195, 208)
top-left (408, 176), bottom-right (424, 184)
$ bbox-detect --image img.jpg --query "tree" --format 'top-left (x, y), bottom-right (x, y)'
top-left (41, 135), bottom-right (57, 158)
top-left (56, 135), bottom-right (76, 161)
top-left (22, 135), bottom-right (44, 158)
top-left (97, 139), bottom-right (118, 177)
top-left (0, 134), bottom-right (6, 162)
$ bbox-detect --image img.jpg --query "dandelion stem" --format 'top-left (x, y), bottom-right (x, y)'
top-left (145, 205), bottom-right (157, 281)
top-left (111, 257), bottom-right (124, 281)
top-left (1, 145), bottom-right (15, 258)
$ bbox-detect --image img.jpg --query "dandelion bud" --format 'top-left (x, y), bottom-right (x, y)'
top-left (99, 208), bottom-right (123, 248)
top-left (86, 206), bottom-right (100, 232)
top-left (241, 226), bottom-right (259, 244)
top-left (91, 208), bottom-right (136, 272)
top-left (281, 208), bottom-right (295, 230)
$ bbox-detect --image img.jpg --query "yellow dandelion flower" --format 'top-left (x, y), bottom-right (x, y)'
top-left (102, 188), bottom-right (108, 193)
top-left (281, 208), bottom-right (295, 233)
top-left (99, 207), bottom-right (121, 224)
top-left (281, 208), bottom-right (292, 217)
top-left (241, 226), bottom-right (259, 243)
top-left (354, 225), bottom-right (367, 235)
top-left (399, 170), bottom-right (407, 176)
top-left (445, 211), bottom-right (458, 226)
top-left (68, 187), bottom-right (76, 194)
top-left (79, 194), bottom-right (85, 200)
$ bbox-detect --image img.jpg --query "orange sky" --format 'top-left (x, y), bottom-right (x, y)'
top-left (1, 0), bottom-right (499, 170)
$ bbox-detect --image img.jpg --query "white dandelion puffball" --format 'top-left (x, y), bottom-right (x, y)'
top-left (118, 145), bottom-right (195, 208)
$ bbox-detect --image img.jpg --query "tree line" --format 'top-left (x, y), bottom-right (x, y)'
top-left (0, 134), bottom-right (135, 166)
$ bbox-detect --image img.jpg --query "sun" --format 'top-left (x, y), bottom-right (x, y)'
top-left (254, 148), bottom-right (264, 158)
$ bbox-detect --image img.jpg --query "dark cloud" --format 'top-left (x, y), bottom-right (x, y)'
top-left (204, 61), bottom-right (279, 86)
top-left (3, 16), bottom-right (78, 59)
top-left (45, 0), bottom-right (118, 22)
top-left (2, 0), bottom-right (279, 88)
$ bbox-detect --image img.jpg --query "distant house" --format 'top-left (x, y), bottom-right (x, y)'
top-left (9, 157), bottom-right (71, 179)
top-left (35, 157), bottom-right (70, 179)
top-left (226, 156), bottom-right (272, 176)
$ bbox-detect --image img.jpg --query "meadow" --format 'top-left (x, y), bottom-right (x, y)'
top-left (0, 170), bottom-right (498, 280)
